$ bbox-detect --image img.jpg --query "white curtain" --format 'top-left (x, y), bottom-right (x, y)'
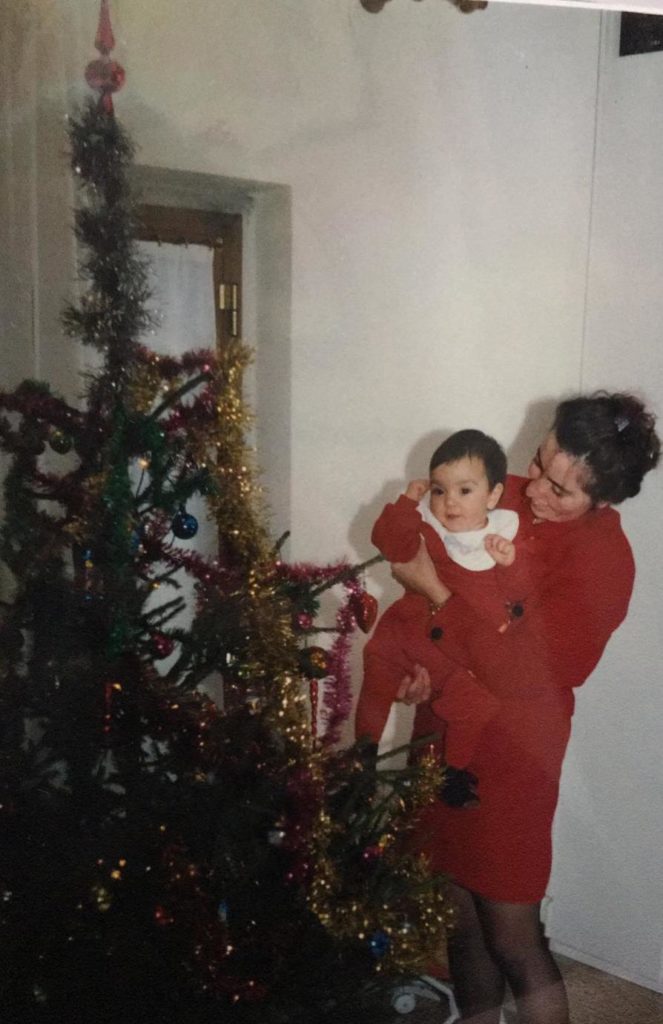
top-left (140, 242), bottom-right (217, 358)
top-left (139, 241), bottom-right (221, 695)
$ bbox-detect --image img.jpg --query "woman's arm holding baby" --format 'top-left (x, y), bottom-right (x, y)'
top-left (391, 537), bottom-right (452, 608)
top-left (395, 527), bottom-right (635, 699)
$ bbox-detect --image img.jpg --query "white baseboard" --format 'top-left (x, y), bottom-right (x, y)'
top-left (549, 940), bottom-right (663, 995)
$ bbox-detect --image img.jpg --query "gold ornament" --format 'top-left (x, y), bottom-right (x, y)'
top-left (91, 883), bottom-right (112, 911)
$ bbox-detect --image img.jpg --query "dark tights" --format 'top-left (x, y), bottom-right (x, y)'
top-left (446, 882), bottom-right (569, 1024)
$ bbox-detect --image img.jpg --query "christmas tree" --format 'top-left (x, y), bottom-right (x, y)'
top-left (0, 5), bottom-right (450, 1022)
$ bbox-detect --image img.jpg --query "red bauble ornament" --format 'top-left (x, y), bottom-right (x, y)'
top-left (85, 58), bottom-right (125, 94)
top-left (154, 904), bottom-right (174, 926)
top-left (350, 591), bottom-right (378, 633)
top-left (151, 632), bottom-right (175, 659)
top-left (285, 859), bottom-right (311, 885)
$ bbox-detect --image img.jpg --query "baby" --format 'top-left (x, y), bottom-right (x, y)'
top-left (355, 429), bottom-right (530, 769)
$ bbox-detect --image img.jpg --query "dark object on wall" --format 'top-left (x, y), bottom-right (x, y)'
top-left (359, 0), bottom-right (487, 13)
top-left (620, 14), bottom-right (663, 56)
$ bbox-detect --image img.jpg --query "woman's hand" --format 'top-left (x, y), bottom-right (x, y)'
top-left (485, 533), bottom-right (516, 567)
top-left (396, 663), bottom-right (432, 705)
top-left (392, 537), bottom-right (451, 606)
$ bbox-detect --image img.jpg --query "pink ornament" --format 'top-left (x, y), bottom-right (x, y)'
top-left (295, 611), bottom-right (314, 631)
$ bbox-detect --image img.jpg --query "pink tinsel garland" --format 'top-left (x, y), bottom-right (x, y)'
top-left (277, 562), bottom-right (366, 746)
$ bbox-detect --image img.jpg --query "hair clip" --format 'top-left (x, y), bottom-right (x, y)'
top-left (614, 414), bottom-right (629, 433)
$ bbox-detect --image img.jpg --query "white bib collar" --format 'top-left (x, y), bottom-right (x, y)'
top-left (417, 501), bottom-right (519, 571)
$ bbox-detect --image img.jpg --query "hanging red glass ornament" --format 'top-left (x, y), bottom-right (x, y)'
top-left (103, 680), bottom-right (122, 735)
top-left (362, 843), bottom-right (384, 864)
top-left (154, 904), bottom-right (174, 926)
top-left (350, 591), bottom-right (378, 633)
top-left (151, 633), bottom-right (175, 660)
top-left (309, 678), bottom-right (319, 740)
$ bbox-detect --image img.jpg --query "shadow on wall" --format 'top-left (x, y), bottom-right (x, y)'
top-left (0, 92), bottom-right (79, 398)
top-left (508, 396), bottom-right (560, 476)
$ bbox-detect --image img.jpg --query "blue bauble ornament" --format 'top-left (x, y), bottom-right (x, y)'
top-left (129, 527), bottom-right (143, 553)
top-left (171, 506), bottom-right (198, 540)
top-left (369, 929), bottom-right (390, 959)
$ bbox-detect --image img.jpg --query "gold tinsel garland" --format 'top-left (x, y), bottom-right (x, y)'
top-left (307, 751), bottom-right (452, 972)
top-left (201, 345), bottom-right (453, 970)
top-left (164, 341), bottom-right (313, 752)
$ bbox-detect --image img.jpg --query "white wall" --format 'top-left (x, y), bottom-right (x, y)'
top-left (547, 16), bottom-right (663, 991)
top-left (2, 0), bottom-right (662, 993)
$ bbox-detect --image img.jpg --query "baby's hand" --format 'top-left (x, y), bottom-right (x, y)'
top-left (405, 479), bottom-right (429, 502)
top-left (485, 534), bottom-right (516, 567)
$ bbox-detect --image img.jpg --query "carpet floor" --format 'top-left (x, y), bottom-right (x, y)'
top-left (389, 956), bottom-right (663, 1023)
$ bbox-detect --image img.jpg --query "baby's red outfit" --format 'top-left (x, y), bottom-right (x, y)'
top-left (354, 490), bottom-right (534, 767)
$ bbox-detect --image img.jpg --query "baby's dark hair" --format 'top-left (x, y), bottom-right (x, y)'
top-left (553, 392), bottom-right (660, 504)
top-left (429, 429), bottom-right (507, 491)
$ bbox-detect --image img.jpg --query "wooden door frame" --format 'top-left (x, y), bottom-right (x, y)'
top-left (134, 204), bottom-right (242, 348)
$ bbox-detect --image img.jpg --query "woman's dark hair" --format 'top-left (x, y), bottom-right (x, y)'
top-left (553, 392), bottom-right (660, 504)
top-left (429, 429), bottom-right (507, 491)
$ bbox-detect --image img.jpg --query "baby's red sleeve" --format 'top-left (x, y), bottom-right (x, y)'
top-left (371, 495), bottom-right (424, 562)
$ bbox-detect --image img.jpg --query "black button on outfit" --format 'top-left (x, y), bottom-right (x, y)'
top-left (511, 603), bottom-right (524, 618)
top-left (430, 626), bottom-right (444, 640)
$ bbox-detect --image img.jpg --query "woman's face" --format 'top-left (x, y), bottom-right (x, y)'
top-left (525, 432), bottom-right (598, 522)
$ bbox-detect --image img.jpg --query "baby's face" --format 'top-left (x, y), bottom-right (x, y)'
top-left (429, 456), bottom-right (503, 533)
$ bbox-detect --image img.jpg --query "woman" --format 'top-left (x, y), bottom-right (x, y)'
top-left (392, 392), bottom-right (660, 1024)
